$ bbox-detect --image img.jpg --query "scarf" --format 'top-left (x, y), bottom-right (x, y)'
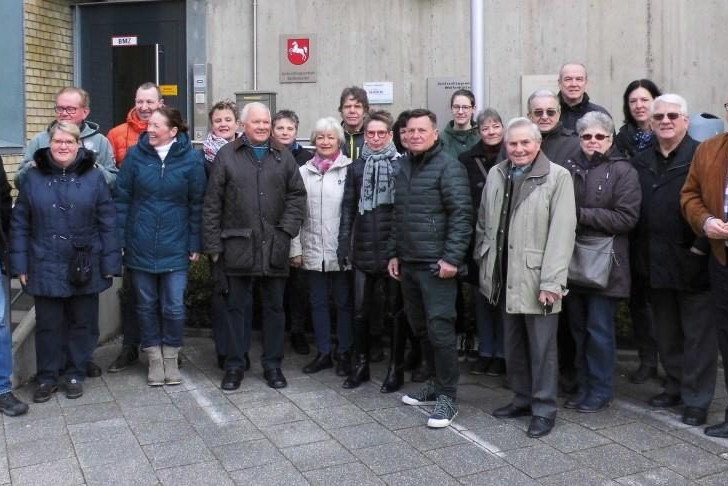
top-left (202, 132), bottom-right (231, 162)
top-left (359, 141), bottom-right (398, 214)
top-left (240, 133), bottom-right (269, 161)
top-left (633, 128), bottom-right (654, 152)
top-left (312, 151), bottom-right (339, 173)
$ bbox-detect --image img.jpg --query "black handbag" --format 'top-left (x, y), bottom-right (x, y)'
top-left (568, 235), bottom-right (615, 289)
top-left (70, 243), bottom-right (92, 287)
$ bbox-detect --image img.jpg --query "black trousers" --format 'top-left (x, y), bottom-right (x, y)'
top-left (630, 278), bottom-right (658, 367)
top-left (709, 254), bottom-right (728, 413)
top-left (225, 276), bottom-right (286, 371)
top-left (650, 288), bottom-right (717, 409)
top-left (352, 270), bottom-right (402, 356)
top-left (400, 264), bottom-right (459, 398)
top-left (36, 294), bottom-right (98, 385)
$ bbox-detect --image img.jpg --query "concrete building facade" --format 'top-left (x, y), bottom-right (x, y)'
top-left (3, 0), bottom-right (727, 178)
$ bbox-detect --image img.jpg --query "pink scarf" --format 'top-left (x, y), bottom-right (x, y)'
top-left (312, 151), bottom-right (340, 173)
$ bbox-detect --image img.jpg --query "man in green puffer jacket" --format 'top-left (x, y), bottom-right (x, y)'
top-left (387, 109), bottom-right (473, 429)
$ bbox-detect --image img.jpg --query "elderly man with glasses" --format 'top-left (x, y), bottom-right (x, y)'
top-left (527, 89), bottom-right (581, 166)
top-left (632, 94), bottom-right (717, 427)
top-left (14, 86), bottom-right (117, 190)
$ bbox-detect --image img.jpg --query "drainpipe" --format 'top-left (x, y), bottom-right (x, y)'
top-left (252, 0), bottom-right (258, 90)
top-left (470, 0), bottom-right (485, 108)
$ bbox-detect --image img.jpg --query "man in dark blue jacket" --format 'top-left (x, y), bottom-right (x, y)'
top-left (387, 109), bottom-right (473, 428)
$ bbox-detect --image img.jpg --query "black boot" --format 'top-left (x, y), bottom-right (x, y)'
top-left (336, 351), bottom-right (352, 377)
top-left (342, 354), bottom-right (370, 389)
top-left (381, 314), bottom-right (406, 393)
top-left (402, 324), bottom-right (421, 371)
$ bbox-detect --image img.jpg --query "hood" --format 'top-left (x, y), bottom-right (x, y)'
top-left (444, 120), bottom-right (478, 141)
top-left (44, 120), bottom-right (102, 140)
top-left (125, 108), bottom-right (148, 132)
top-left (137, 131), bottom-right (193, 159)
top-left (33, 146), bottom-right (96, 176)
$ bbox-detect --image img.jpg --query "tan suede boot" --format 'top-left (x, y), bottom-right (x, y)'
top-left (144, 346), bottom-right (164, 386)
top-left (162, 345), bottom-right (182, 385)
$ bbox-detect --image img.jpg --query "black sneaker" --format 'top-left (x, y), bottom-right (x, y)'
top-left (0, 391), bottom-right (29, 416)
top-left (402, 381), bottom-right (437, 406)
top-left (107, 346), bottom-right (139, 373)
top-left (65, 379), bottom-right (84, 399)
top-left (33, 383), bottom-right (58, 403)
top-left (290, 333), bottom-right (310, 355)
top-left (469, 357), bottom-right (492, 375)
top-left (428, 395), bottom-right (458, 428)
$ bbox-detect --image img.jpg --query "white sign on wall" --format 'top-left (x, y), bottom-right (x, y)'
top-left (363, 82), bottom-right (394, 105)
top-left (111, 36), bottom-right (138, 47)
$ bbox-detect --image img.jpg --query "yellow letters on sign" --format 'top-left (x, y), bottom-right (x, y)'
top-left (159, 85), bottom-right (178, 96)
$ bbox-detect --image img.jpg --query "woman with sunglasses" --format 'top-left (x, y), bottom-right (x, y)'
top-left (615, 79), bottom-right (662, 158)
top-left (560, 111), bottom-right (641, 413)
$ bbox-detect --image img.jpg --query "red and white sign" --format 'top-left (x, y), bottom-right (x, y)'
top-left (111, 36), bottom-right (138, 47)
top-left (286, 38), bottom-right (310, 65)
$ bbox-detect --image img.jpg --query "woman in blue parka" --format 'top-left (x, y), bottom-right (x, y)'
top-left (115, 107), bottom-right (206, 387)
top-left (11, 122), bottom-right (121, 403)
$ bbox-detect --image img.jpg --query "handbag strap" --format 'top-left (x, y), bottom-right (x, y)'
top-left (474, 158), bottom-right (488, 178)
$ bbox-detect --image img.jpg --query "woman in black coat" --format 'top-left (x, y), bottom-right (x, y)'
top-left (561, 112), bottom-right (641, 413)
top-left (615, 79), bottom-right (662, 158)
top-left (337, 110), bottom-right (408, 392)
top-left (458, 108), bottom-right (506, 377)
top-left (11, 122), bottom-right (121, 403)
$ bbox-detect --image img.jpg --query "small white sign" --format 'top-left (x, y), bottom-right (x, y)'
top-left (111, 36), bottom-right (138, 47)
top-left (364, 82), bottom-right (394, 105)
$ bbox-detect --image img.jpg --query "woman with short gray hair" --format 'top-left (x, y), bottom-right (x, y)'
top-left (559, 112), bottom-right (642, 413)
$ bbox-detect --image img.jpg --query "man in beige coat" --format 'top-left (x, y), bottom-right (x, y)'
top-left (476, 118), bottom-right (576, 438)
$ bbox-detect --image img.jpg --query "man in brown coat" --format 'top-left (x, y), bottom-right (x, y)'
top-left (681, 96), bottom-right (728, 437)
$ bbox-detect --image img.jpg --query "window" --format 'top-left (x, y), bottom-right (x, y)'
top-left (0, 2), bottom-right (25, 155)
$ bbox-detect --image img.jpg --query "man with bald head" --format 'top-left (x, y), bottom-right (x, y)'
top-left (557, 63), bottom-right (611, 130)
top-left (203, 102), bottom-right (307, 391)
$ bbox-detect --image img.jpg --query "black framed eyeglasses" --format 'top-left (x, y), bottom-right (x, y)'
top-left (54, 106), bottom-right (78, 115)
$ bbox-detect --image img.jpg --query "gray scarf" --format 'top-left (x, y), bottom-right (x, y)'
top-left (359, 141), bottom-right (398, 214)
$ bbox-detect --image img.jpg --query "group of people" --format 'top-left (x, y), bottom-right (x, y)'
top-left (2, 62), bottom-right (728, 441)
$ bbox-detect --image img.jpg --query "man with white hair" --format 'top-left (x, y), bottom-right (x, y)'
top-left (203, 102), bottom-right (307, 391)
top-left (477, 118), bottom-right (576, 438)
top-left (632, 94), bottom-right (716, 427)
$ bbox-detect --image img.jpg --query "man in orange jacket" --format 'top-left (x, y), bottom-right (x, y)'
top-left (106, 82), bottom-right (163, 373)
top-left (107, 82), bottom-right (163, 166)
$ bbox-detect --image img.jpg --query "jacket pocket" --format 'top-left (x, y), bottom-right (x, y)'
top-left (270, 229), bottom-right (291, 270)
top-left (221, 228), bottom-right (254, 271)
top-left (525, 250), bottom-right (544, 270)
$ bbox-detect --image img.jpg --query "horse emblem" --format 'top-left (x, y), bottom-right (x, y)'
top-left (287, 38), bottom-right (309, 65)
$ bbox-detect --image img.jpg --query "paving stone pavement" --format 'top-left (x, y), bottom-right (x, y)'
top-left (2, 335), bottom-right (728, 485)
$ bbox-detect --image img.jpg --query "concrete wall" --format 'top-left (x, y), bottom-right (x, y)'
top-left (206, 0), bottom-right (728, 136)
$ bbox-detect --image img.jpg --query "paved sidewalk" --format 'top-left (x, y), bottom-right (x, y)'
top-left (2, 335), bottom-right (728, 485)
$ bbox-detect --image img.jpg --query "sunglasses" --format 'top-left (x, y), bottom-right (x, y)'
top-left (652, 112), bottom-right (682, 121)
top-left (580, 133), bottom-right (610, 141)
top-left (531, 108), bottom-right (558, 118)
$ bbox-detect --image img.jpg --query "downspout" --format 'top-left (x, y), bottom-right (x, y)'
top-left (470, 0), bottom-right (485, 108)
top-left (252, 0), bottom-right (258, 90)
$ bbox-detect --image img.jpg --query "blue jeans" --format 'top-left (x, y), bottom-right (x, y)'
top-left (474, 289), bottom-right (503, 358)
top-left (566, 293), bottom-right (618, 400)
top-left (132, 270), bottom-right (188, 349)
top-left (0, 274), bottom-right (12, 394)
top-left (306, 270), bottom-right (352, 354)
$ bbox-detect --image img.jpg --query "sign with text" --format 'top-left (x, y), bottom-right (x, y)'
top-left (364, 82), bottom-right (394, 105)
top-left (280, 34), bottom-right (317, 83)
top-left (111, 36), bottom-right (138, 47)
top-left (426, 77), bottom-right (470, 131)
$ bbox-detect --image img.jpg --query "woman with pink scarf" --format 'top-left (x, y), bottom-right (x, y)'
top-left (290, 117), bottom-right (353, 377)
